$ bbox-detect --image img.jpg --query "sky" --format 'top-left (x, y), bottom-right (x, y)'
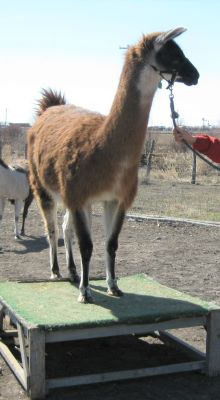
top-left (1, 0), bottom-right (220, 127)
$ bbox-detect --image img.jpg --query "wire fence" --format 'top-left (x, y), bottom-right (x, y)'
top-left (1, 126), bottom-right (220, 221)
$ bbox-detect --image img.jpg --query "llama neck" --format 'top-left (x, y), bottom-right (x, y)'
top-left (103, 58), bottom-right (161, 163)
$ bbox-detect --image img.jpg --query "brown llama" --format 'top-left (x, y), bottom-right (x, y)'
top-left (28, 28), bottom-right (199, 303)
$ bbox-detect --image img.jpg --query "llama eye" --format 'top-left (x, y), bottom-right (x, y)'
top-left (157, 41), bottom-right (184, 67)
top-left (172, 59), bottom-right (181, 66)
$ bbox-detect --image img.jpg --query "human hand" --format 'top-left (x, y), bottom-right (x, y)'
top-left (173, 126), bottom-right (196, 145)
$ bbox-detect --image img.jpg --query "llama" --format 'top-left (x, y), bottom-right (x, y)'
top-left (0, 159), bottom-right (34, 239)
top-left (28, 28), bottom-right (199, 303)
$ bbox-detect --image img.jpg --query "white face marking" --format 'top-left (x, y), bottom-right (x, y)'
top-left (136, 65), bottom-right (161, 108)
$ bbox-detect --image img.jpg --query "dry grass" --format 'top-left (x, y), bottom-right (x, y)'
top-left (145, 130), bottom-right (220, 183)
top-left (131, 180), bottom-right (220, 221)
top-left (133, 131), bottom-right (220, 221)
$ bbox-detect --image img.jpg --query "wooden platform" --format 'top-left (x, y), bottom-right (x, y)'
top-left (0, 274), bottom-right (220, 399)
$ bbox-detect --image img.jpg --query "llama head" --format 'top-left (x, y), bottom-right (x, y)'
top-left (136, 27), bottom-right (199, 87)
top-left (154, 28), bottom-right (199, 86)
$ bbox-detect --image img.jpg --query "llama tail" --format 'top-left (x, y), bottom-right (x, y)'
top-left (36, 88), bottom-right (66, 116)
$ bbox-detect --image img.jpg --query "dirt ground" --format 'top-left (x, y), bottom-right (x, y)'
top-left (1, 201), bottom-right (220, 400)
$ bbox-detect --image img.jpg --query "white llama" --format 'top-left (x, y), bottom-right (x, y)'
top-left (0, 159), bottom-right (33, 239)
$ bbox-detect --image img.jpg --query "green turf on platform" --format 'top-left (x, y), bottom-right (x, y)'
top-left (0, 274), bottom-right (219, 330)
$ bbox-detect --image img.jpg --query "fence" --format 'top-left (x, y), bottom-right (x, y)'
top-left (0, 124), bottom-right (29, 164)
top-left (1, 125), bottom-right (220, 221)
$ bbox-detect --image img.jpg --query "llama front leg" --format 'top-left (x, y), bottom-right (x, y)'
top-left (14, 200), bottom-right (23, 239)
top-left (104, 200), bottom-right (125, 297)
top-left (62, 210), bottom-right (79, 283)
top-left (73, 208), bottom-right (93, 303)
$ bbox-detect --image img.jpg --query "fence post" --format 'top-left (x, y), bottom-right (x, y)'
top-left (145, 139), bottom-right (155, 182)
top-left (191, 152), bottom-right (197, 184)
top-left (25, 144), bottom-right (28, 159)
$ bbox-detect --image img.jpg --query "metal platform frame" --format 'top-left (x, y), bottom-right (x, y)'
top-left (1, 301), bottom-right (220, 399)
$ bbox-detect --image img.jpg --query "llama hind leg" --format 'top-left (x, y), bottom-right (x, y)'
top-left (45, 207), bottom-right (61, 279)
top-left (37, 190), bottom-right (61, 279)
top-left (21, 189), bottom-right (34, 235)
top-left (104, 200), bottom-right (125, 297)
top-left (62, 210), bottom-right (79, 283)
top-left (73, 208), bottom-right (93, 303)
top-left (14, 200), bottom-right (23, 239)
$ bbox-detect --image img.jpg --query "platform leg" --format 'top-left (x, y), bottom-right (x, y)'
top-left (28, 328), bottom-right (46, 399)
top-left (17, 322), bottom-right (29, 382)
top-left (206, 309), bottom-right (220, 376)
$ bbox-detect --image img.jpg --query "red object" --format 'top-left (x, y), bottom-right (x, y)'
top-left (193, 134), bottom-right (220, 163)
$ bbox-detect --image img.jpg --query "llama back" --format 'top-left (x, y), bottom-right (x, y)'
top-left (28, 90), bottom-right (106, 208)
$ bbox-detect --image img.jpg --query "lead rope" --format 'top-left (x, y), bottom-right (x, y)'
top-left (169, 86), bottom-right (220, 172)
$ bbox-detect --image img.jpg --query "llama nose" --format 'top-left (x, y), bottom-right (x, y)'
top-left (186, 59), bottom-right (200, 84)
top-left (193, 68), bottom-right (200, 81)
top-left (192, 70), bottom-right (199, 85)
top-left (184, 68), bottom-right (199, 85)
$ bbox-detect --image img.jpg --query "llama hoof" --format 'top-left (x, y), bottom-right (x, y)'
top-left (50, 272), bottom-right (62, 280)
top-left (15, 234), bottom-right (22, 240)
top-left (78, 293), bottom-right (94, 304)
top-left (78, 287), bottom-right (93, 303)
top-left (107, 287), bottom-right (123, 297)
top-left (69, 273), bottom-right (80, 284)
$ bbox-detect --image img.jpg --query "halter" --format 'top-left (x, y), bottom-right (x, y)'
top-left (150, 65), bottom-right (177, 89)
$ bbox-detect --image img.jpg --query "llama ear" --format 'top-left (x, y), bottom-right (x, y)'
top-left (156, 27), bottom-right (187, 45)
